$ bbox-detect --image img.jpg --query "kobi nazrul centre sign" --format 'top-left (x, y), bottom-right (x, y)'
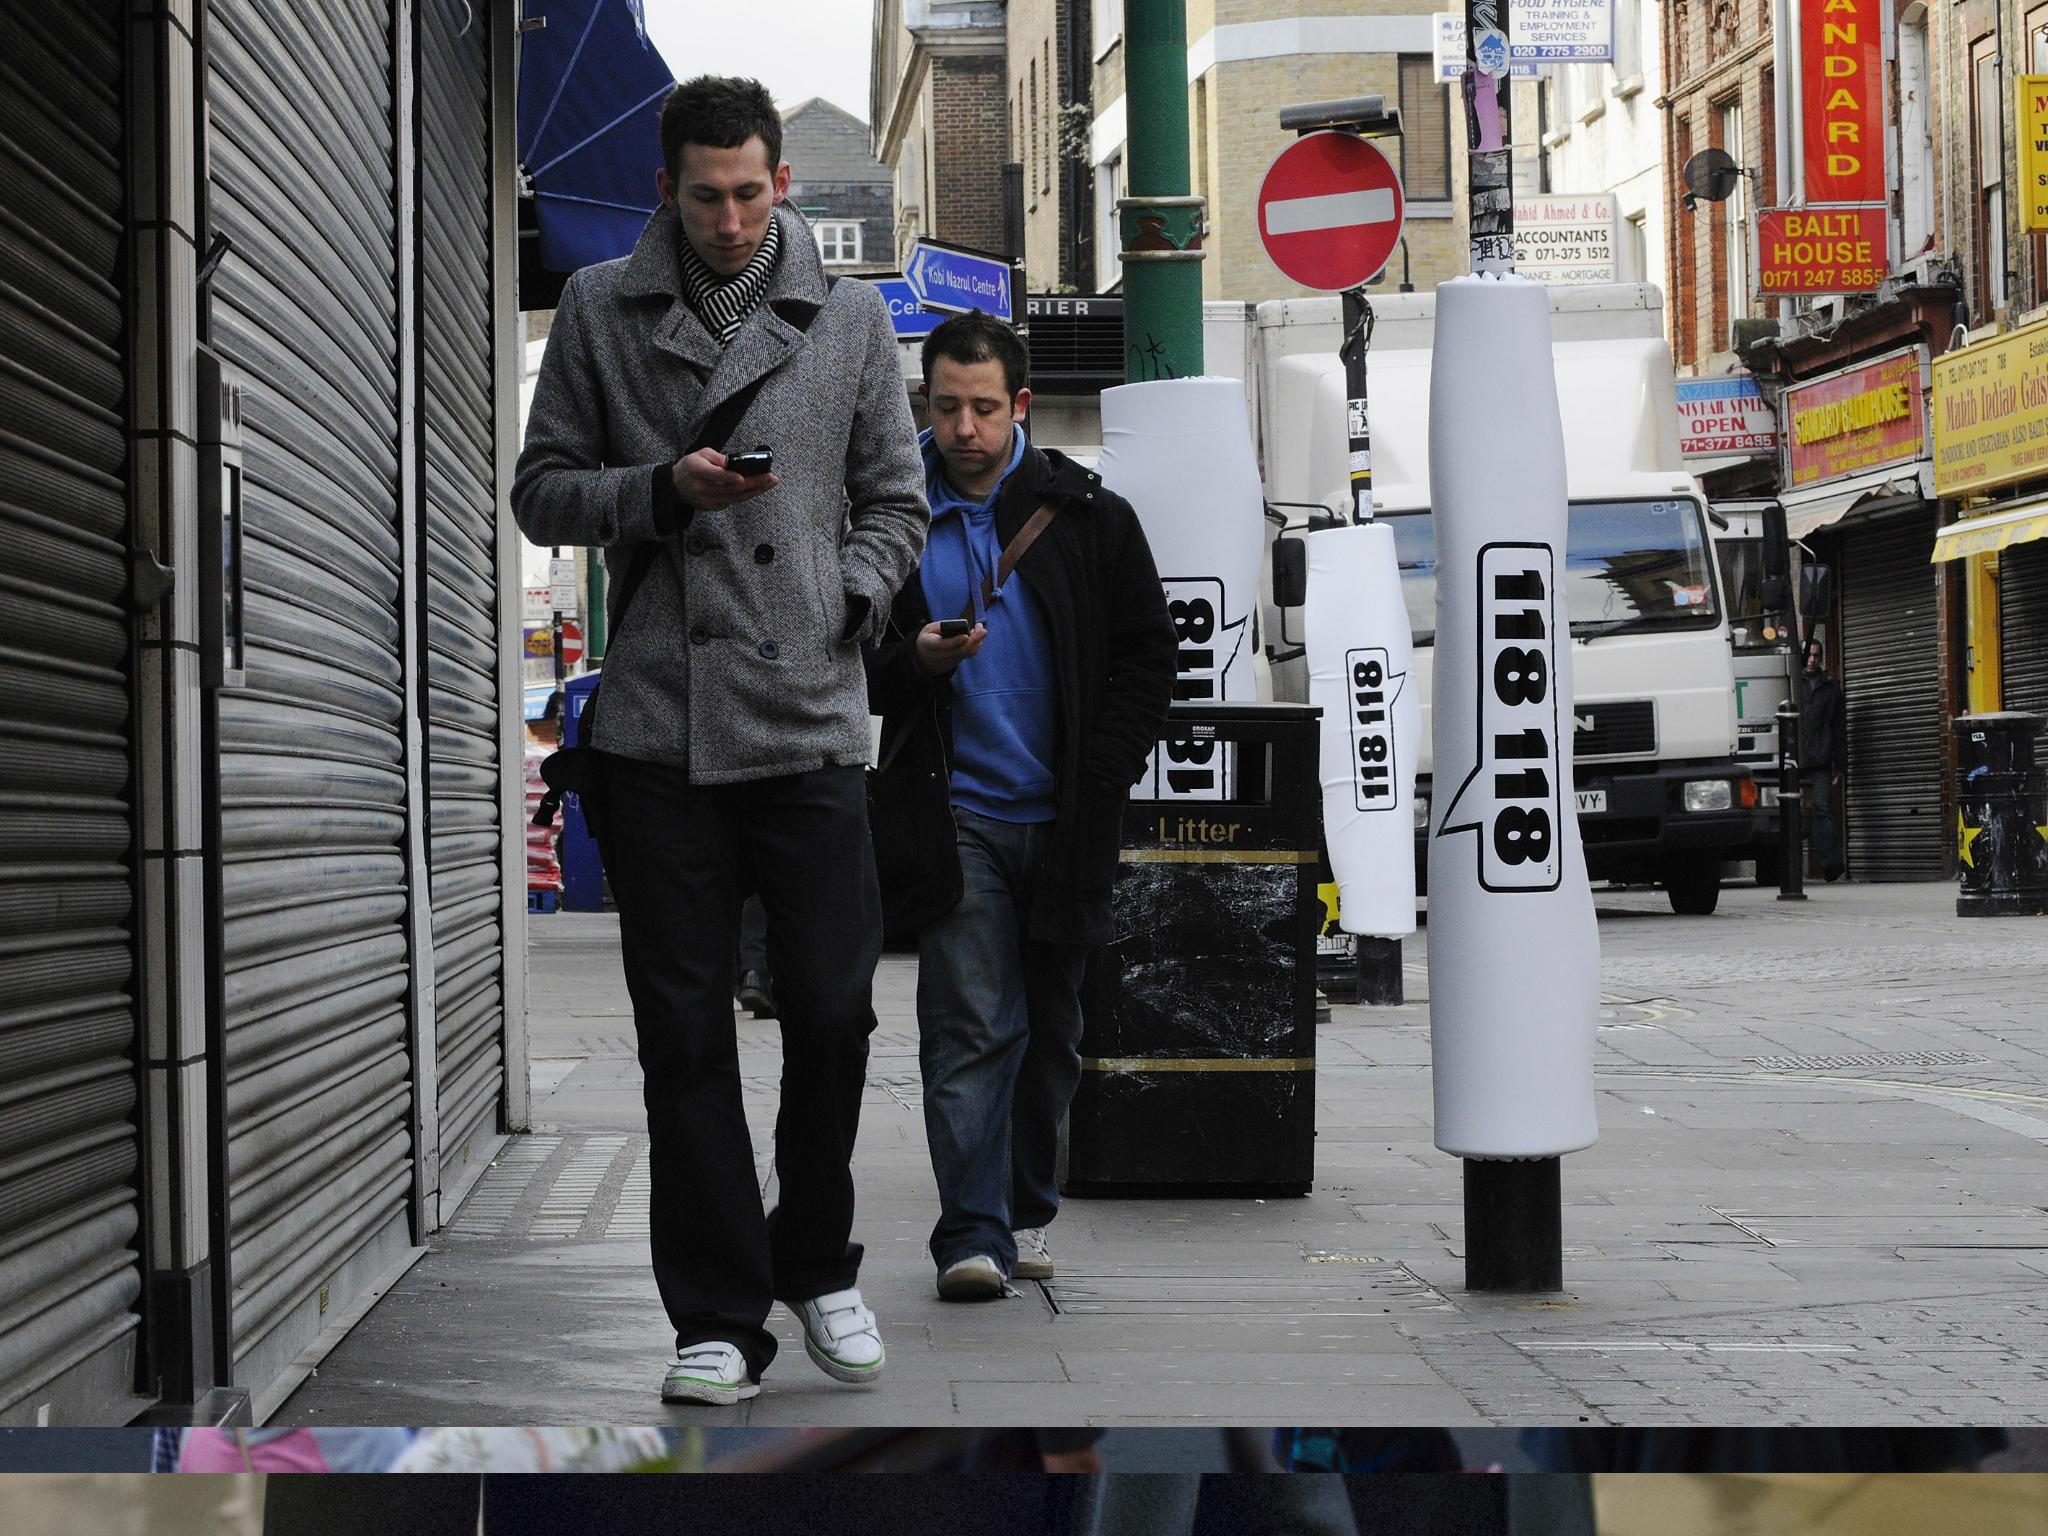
top-left (1758, 0), bottom-right (1888, 295)
top-left (1783, 349), bottom-right (1925, 489)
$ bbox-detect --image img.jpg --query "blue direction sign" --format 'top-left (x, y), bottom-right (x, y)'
top-left (905, 240), bottom-right (1013, 323)
top-left (866, 277), bottom-right (942, 340)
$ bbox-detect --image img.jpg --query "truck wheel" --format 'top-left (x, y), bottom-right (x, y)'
top-left (1664, 851), bottom-right (1722, 915)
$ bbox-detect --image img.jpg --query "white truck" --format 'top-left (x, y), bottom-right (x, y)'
top-left (1244, 283), bottom-right (1756, 914)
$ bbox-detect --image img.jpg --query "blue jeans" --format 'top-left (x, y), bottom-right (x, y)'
top-left (918, 808), bottom-right (1089, 1274)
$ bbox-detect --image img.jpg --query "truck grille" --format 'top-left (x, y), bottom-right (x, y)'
top-left (1570, 700), bottom-right (1656, 758)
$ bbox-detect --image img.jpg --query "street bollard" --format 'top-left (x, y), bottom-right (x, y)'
top-left (1356, 936), bottom-right (1403, 1005)
top-left (1775, 699), bottom-right (1806, 902)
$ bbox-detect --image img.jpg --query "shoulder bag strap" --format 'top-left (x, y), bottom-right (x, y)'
top-left (961, 501), bottom-right (1061, 622)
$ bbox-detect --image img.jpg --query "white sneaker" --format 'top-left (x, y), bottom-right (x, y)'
top-left (1012, 1226), bottom-right (1054, 1281)
top-left (793, 1288), bottom-right (885, 1385)
top-left (936, 1253), bottom-right (1006, 1300)
top-left (661, 1342), bottom-right (758, 1405)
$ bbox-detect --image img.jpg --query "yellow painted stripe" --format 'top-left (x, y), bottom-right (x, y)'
top-left (1082, 1056), bottom-right (1317, 1073)
top-left (1119, 848), bottom-right (1319, 864)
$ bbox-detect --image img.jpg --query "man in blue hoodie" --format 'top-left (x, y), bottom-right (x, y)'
top-left (866, 312), bottom-right (1177, 1298)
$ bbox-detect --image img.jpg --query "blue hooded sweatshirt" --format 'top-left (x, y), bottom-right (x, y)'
top-left (918, 425), bottom-right (1059, 824)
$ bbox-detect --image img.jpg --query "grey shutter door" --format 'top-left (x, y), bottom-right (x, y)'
top-left (1838, 508), bottom-right (1945, 881)
top-left (420, 0), bottom-right (505, 1190)
top-left (2000, 540), bottom-right (2048, 719)
top-left (205, 0), bottom-right (416, 1400)
top-left (0, 0), bottom-right (145, 1421)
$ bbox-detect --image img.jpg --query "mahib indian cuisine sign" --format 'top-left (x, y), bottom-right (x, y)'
top-left (1933, 318), bottom-right (2048, 498)
top-left (1783, 350), bottom-right (1924, 489)
top-left (1758, 0), bottom-right (1887, 295)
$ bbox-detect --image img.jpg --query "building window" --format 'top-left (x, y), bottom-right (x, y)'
top-left (1396, 55), bottom-right (1452, 203)
top-left (1623, 211), bottom-right (1648, 284)
top-left (815, 221), bottom-right (861, 266)
top-left (1898, 7), bottom-right (1933, 266)
top-left (1029, 58), bottom-right (1040, 211)
top-left (1973, 36), bottom-right (2008, 314)
top-left (1091, 0), bottom-right (1120, 59)
top-left (1718, 98), bottom-right (1750, 331)
top-left (1043, 39), bottom-right (1054, 195)
top-left (1096, 151), bottom-right (1124, 291)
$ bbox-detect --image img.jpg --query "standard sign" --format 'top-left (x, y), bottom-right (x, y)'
top-left (1256, 131), bottom-right (1406, 292)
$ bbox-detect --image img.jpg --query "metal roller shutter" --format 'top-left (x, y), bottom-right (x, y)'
top-left (1838, 507), bottom-right (1945, 881)
top-left (419, 0), bottom-right (504, 1196)
top-left (2000, 541), bottom-right (2048, 718)
top-left (205, 0), bottom-right (415, 1399)
top-left (0, 0), bottom-right (145, 1423)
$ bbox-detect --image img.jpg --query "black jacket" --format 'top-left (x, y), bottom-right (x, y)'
top-left (865, 446), bottom-right (1177, 947)
top-left (1800, 668), bottom-right (1847, 770)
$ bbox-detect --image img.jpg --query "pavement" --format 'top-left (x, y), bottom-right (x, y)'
top-left (277, 879), bottom-right (2048, 1428)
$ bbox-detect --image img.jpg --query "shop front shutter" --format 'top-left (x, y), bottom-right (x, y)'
top-left (1999, 540), bottom-right (2048, 719)
top-left (0, 0), bottom-right (145, 1424)
top-left (419, 0), bottom-right (505, 1198)
top-left (1838, 508), bottom-right (1945, 881)
top-left (205, 0), bottom-right (415, 1404)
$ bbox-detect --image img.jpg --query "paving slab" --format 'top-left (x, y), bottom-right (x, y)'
top-left (279, 882), bottom-right (2048, 1426)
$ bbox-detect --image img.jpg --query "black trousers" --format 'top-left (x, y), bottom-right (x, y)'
top-left (597, 754), bottom-right (882, 1379)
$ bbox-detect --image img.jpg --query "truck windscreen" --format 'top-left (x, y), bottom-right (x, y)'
top-left (1382, 498), bottom-right (1720, 646)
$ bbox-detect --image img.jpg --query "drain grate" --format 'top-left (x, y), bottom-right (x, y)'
top-left (1750, 1050), bottom-right (1988, 1071)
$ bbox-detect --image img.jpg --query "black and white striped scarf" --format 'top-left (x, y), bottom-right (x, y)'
top-left (676, 213), bottom-right (782, 346)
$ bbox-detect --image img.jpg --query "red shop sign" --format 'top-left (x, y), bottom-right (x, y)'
top-left (1755, 206), bottom-right (1887, 296)
top-left (1803, 0), bottom-right (1885, 204)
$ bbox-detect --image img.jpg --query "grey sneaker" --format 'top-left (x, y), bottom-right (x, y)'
top-left (936, 1253), bottom-right (1006, 1300)
top-left (1012, 1226), bottom-right (1054, 1281)
top-left (661, 1342), bottom-right (759, 1405)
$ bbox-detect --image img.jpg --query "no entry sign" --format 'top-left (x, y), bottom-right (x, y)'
top-left (1257, 131), bottom-right (1406, 291)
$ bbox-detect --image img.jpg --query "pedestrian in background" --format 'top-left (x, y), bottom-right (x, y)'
top-left (1799, 635), bottom-right (1848, 881)
top-left (512, 74), bottom-right (926, 1405)
top-left (866, 311), bottom-right (1175, 1298)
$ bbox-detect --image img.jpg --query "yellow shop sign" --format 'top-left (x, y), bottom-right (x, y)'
top-left (1933, 317), bottom-right (2048, 498)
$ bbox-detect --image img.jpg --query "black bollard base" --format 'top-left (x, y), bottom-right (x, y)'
top-left (1463, 1155), bottom-right (1564, 1292)
top-left (1356, 936), bottom-right (1403, 1005)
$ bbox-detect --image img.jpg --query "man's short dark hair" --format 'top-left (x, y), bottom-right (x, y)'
top-left (922, 310), bottom-right (1029, 399)
top-left (661, 76), bottom-right (781, 182)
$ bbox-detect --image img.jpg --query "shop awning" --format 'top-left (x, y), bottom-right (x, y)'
top-left (518, 0), bottom-right (674, 277)
top-left (1931, 501), bottom-right (2048, 562)
top-left (1780, 465), bottom-right (1933, 540)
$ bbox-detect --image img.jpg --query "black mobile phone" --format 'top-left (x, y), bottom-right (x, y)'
top-left (727, 445), bottom-right (774, 476)
top-left (935, 618), bottom-right (972, 638)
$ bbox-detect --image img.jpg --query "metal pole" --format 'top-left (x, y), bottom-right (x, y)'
top-left (550, 545), bottom-right (565, 685)
top-left (584, 548), bottom-right (608, 662)
top-left (1776, 699), bottom-right (1806, 900)
top-left (1462, 0), bottom-right (1516, 274)
top-left (1118, 0), bottom-right (1205, 381)
top-left (1460, 0), bottom-right (1561, 1294)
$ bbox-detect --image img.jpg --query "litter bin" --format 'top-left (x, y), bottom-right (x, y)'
top-left (1063, 701), bottom-right (1323, 1196)
top-left (560, 671), bottom-right (607, 912)
top-left (1955, 711), bottom-right (2048, 917)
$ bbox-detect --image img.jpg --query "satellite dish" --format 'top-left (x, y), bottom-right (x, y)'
top-left (1681, 148), bottom-right (1744, 203)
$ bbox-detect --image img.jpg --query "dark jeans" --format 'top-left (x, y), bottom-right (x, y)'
top-left (597, 754), bottom-right (881, 1380)
top-left (918, 808), bottom-right (1088, 1273)
top-left (737, 893), bottom-right (770, 978)
top-left (1805, 767), bottom-right (1843, 874)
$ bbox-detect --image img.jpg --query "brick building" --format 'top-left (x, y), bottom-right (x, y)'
top-left (870, 0), bottom-right (1010, 265)
top-left (781, 97), bottom-right (895, 274)
top-left (1088, 2), bottom-right (1469, 301)
top-left (1007, 0), bottom-right (1095, 291)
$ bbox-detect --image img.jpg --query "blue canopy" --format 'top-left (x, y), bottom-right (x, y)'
top-left (517, 0), bottom-right (675, 274)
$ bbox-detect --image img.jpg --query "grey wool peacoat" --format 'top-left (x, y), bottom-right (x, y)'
top-left (511, 201), bottom-right (928, 782)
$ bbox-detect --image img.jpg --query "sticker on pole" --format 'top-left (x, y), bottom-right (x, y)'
top-left (1256, 131), bottom-right (1406, 292)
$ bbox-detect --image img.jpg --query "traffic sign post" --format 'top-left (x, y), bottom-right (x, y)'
top-left (559, 619), bottom-right (584, 670)
top-left (905, 239), bottom-right (1014, 322)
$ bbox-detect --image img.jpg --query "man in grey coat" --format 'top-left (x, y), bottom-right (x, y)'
top-left (511, 76), bottom-right (926, 1406)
